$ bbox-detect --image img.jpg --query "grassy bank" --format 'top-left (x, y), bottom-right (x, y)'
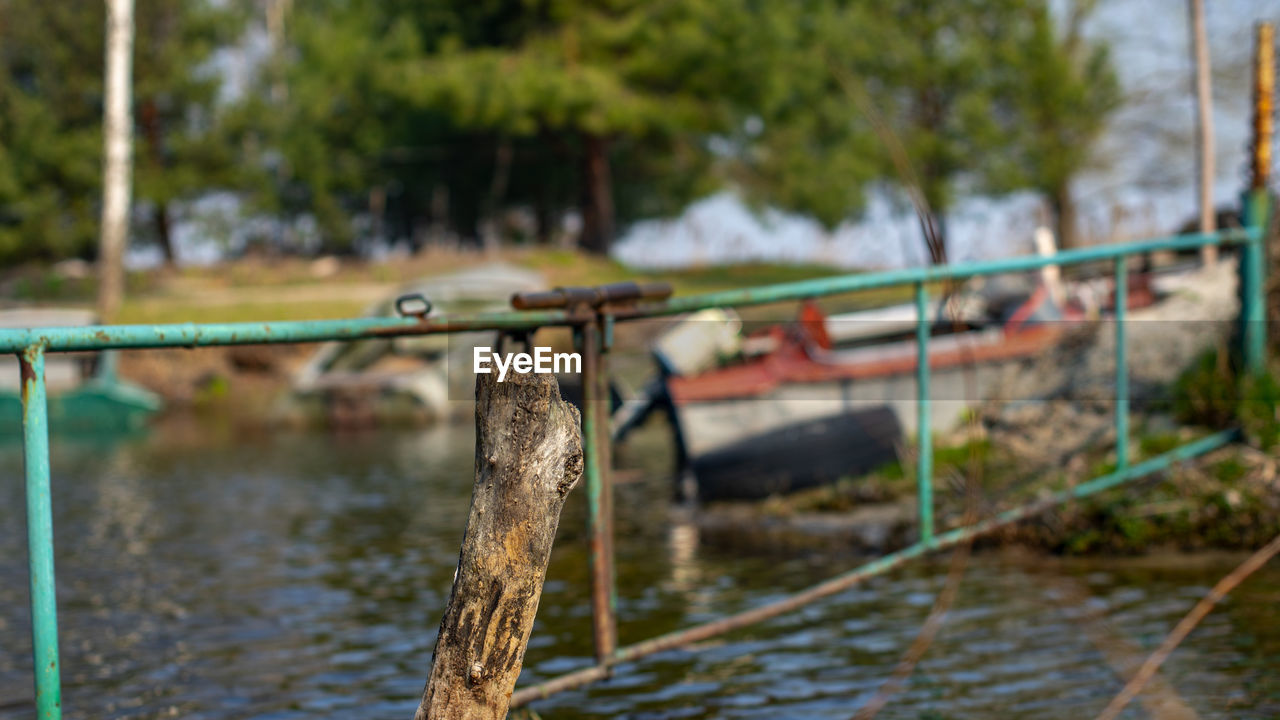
top-left (3, 248), bottom-right (880, 325)
top-left (4, 249), bottom-right (908, 409)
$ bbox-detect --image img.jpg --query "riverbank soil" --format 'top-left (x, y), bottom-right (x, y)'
top-left (694, 403), bottom-right (1280, 557)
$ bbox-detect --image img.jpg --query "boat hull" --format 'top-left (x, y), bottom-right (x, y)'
top-left (687, 407), bottom-right (901, 500)
top-left (667, 329), bottom-right (1059, 501)
top-left (0, 379), bottom-right (161, 435)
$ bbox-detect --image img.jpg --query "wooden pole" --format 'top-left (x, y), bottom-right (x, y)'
top-left (414, 370), bottom-right (584, 720)
top-left (1190, 0), bottom-right (1218, 265)
top-left (98, 0), bottom-right (135, 322)
top-left (1251, 23), bottom-right (1274, 193)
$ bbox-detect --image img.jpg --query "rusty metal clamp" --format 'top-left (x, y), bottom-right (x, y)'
top-left (510, 281), bottom-right (672, 311)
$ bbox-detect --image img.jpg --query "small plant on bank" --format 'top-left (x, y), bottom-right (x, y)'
top-left (1173, 348), bottom-right (1280, 451)
top-left (1173, 348), bottom-right (1238, 427)
top-left (1237, 370), bottom-right (1280, 450)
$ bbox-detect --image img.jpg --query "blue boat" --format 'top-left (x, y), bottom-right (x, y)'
top-left (0, 309), bottom-right (162, 435)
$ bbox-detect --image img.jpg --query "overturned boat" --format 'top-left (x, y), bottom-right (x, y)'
top-left (280, 263), bottom-right (546, 428)
top-left (643, 264), bottom-right (1187, 501)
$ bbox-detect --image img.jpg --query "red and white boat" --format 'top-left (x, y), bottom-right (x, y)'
top-left (645, 269), bottom-right (1165, 501)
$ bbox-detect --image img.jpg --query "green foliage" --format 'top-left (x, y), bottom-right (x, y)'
top-left (1238, 371), bottom-right (1280, 450)
top-left (246, 0), bottom-right (1122, 254)
top-left (1138, 432), bottom-right (1182, 457)
top-left (133, 1), bottom-right (246, 253)
top-left (1174, 348), bottom-right (1242, 427)
top-left (1, 0), bottom-right (1123, 262)
top-left (1174, 349), bottom-right (1280, 451)
top-left (731, 0), bottom-right (1120, 251)
top-left (987, 1), bottom-right (1121, 247)
top-left (245, 0), bottom-right (766, 251)
top-left (0, 0), bottom-right (246, 264)
top-left (1058, 458), bottom-right (1280, 555)
top-left (0, 2), bottom-right (106, 261)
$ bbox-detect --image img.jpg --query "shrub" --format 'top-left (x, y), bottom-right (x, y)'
top-left (1174, 348), bottom-right (1280, 451)
top-left (1238, 370), bottom-right (1280, 450)
top-left (1173, 348), bottom-right (1237, 426)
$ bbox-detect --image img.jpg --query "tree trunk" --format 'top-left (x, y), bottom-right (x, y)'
top-left (266, 0), bottom-right (292, 104)
top-left (98, 0), bottom-right (135, 321)
top-left (578, 133), bottom-right (614, 254)
top-left (534, 185), bottom-right (553, 245)
top-left (1190, 0), bottom-right (1217, 265)
top-left (414, 370), bottom-right (584, 720)
top-left (138, 96), bottom-right (178, 268)
top-left (138, 100), bottom-right (177, 268)
top-left (1052, 183), bottom-right (1078, 250)
top-left (154, 201), bottom-right (177, 267)
top-left (916, 210), bottom-right (947, 265)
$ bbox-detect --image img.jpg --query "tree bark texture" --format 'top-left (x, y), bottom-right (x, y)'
top-left (578, 133), bottom-right (614, 254)
top-left (154, 201), bottom-right (176, 267)
top-left (414, 370), bottom-right (584, 720)
top-left (1052, 183), bottom-right (1078, 250)
top-left (1190, 0), bottom-right (1218, 265)
top-left (98, 0), bottom-right (135, 321)
top-left (916, 209), bottom-right (947, 266)
top-left (139, 99), bottom-right (177, 267)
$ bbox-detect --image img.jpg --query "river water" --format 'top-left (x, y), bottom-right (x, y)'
top-left (1, 419), bottom-right (1277, 719)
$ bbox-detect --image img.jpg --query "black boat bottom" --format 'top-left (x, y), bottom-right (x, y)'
top-left (689, 406), bottom-right (903, 501)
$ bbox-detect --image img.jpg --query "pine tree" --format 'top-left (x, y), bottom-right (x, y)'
top-left (0, 0), bottom-right (243, 266)
top-left (988, 0), bottom-right (1121, 249)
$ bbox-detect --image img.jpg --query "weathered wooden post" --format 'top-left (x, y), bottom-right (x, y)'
top-left (414, 370), bottom-right (584, 720)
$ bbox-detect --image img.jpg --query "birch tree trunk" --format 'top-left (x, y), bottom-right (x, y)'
top-left (1190, 0), bottom-right (1217, 265)
top-left (414, 370), bottom-right (584, 720)
top-left (98, 0), bottom-right (135, 321)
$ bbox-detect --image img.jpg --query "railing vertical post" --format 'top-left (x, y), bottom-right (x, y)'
top-left (1241, 21), bottom-right (1273, 373)
top-left (595, 314), bottom-right (617, 642)
top-left (578, 319), bottom-right (617, 666)
top-left (19, 345), bottom-right (62, 720)
top-left (914, 281), bottom-right (933, 544)
top-left (1114, 258), bottom-right (1130, 470)
top-left (1240, 190), bottom-right (1270, 374)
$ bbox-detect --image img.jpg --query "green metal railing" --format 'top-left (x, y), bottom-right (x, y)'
top-left (5, 195), bottom-right (1269, 718)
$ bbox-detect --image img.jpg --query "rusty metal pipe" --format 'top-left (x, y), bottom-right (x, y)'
top-left (511, 282), bottom-right (672, 310)
top-left (510, 429), bottom-right (1239, 708)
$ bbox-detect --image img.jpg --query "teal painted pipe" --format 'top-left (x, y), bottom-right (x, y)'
top-left (915, 282), bottom-right (934, 543)
top-left (620, 229), bottom-right (1259, 318)
top-left (578, 322), bottom-right (617, 664)
top-left (19, 346), bottom-right (62, 720)
top-left (1114, 258), bottom-right (1129, 470)
top-left (1241, 191), bottom-right (1270, 373)
top-left (0, 310), bottom-right (572, 354)
top-left (933, 429), bottom-right (1240, 545)
top-left (0, 230), bottom-right (1256, 356)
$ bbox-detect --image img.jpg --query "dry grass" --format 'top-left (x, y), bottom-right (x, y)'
top-left (9, 247), bottom-right (915, 325)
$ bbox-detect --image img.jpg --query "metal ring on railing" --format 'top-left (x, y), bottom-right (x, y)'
top-left (395, 293), bottom-right (433, 318)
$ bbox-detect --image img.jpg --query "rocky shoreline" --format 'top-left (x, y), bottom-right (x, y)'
top-left (691, 421), bottom-right (1279, 557)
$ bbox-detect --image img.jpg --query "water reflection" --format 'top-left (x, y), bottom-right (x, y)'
top-left (0, 420), bottom-right (1277, 719)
